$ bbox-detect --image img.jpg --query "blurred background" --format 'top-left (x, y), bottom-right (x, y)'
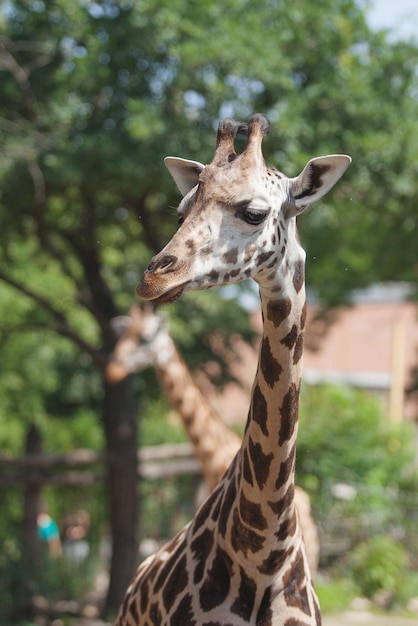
top-left (0, 0), bottom-right (417, 624)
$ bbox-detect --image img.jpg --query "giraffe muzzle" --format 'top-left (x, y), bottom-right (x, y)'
top-left (146, 254), bottom-right (178, 274)
top-left (137, 254), bottom-right (188, 303)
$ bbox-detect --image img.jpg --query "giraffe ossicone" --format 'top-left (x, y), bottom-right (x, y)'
top-left (116, 113), bottom-right (351, 625)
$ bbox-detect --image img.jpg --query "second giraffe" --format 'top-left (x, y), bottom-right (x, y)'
top-left (107, 303), bottom-right (320, 574)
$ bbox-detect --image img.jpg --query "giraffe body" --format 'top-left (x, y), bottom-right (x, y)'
top-left (107, 305), bottom-right (320, 572)
top-left (115, 114), bottom-right (351, 625)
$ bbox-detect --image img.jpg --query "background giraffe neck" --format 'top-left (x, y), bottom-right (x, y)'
top-left (153, 333), bottom-right (241, 491)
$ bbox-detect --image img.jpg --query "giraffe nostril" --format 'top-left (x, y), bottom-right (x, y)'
top-left (147, 254), bottom-right (178, 274)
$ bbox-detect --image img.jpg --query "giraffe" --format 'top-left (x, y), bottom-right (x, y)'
top-left (115, 113), bottom-right (351, 625)
top-left (106, 303), bottom-right (320, 573)
top-left (107, 303), bottom-right (242, 493)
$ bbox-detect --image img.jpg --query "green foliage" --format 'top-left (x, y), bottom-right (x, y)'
top-left (350, 535), bottom-right (409, 602)
top-left (140, 475), bottom-right (197, 542)
top-left (1, 0), bottom-right (418, 617)
top-left (315, 577), bottom-right (357, 614)
top-left (34, 549), bottom-right (98, 604)
top-left (297, 384), bottom-right (417, 490)
top-left (297, 384), bottom-right (418, 609)
top-left (140, 396), bottom-right (187, 446)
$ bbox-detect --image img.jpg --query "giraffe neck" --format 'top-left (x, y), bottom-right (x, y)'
top-left (153, 333), bottom-right (241, 490)
top-left (222, 225), bottom-right (306, 573)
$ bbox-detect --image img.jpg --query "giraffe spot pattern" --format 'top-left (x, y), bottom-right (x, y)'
top-left (239, 490), bottom-right (268, 531)
top-left (276, 513), bottom-right (297, 541)
top-left (266, 298), bottom-right (292, 328)
top-left (201, 245), bottom-right (213, 256)
top-left (251, 383), bottom-right (269, 436)
top-left (199, 546), bottom-right (232, 611)
top-left (170, 592), bottom-right (197, 625)
top-left (301, 301), bottom-right (307, 329)
top-left (258, 547), bottom-right (292, 575)
top-left (248, 436), bottom-right (274, 490)
top-left (278, 384), bottom-right (299, 446)
top-left (261, 337), bottom-right (282, 388)
top-left (280, 324), bottom-right (299, 350)
top-left (202, 623), bottom-right (236, 626)
top-left (275, 446), bottom-right (296, 490)
top-left (283, 551), bottom-right (312, 617)
top-left (140, 579), bottom-right (149, 615)
top-left (313, 595), bottom-right (321, 623)
top-left (256, 250), bottom-right (275, 267)
top-left (292, 259), bottom-right (305, 293)
top-left (208, 269), bottom-right (219, 282)
top-left (256, 586), bottom-right (273, 626)
top-left (218, 478), bottom-right (237, 537)
top-left (222, 247), bottom-right (239, 264)
top-left (230, 507), bottom-right (266, 556)
top-left (149, 602), bottom-right (162, 624)
top-left (194, 489), bottom-right (218, 531)
top-left (186, 239), bottom-right (196, 253)
top-left (230, 565), bottom-right (257, 620)
top-left (153, 555), bottom-right (177, 596)
top-left (243, 446), bottom-right (254, 486)
top-left (162, 554), bottom-right (188, 612)
top-left (269, 484), bottom-right (295, 517)
top-left (293, 334), bottom-right (304, 364)
top-left (143, 556), bottom-right (163, 588)
top-left (210, 488), bottom-right (223, 522)
top-left (191, 528), bottom-right (214, 584)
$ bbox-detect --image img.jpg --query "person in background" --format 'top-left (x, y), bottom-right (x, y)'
top-left (37, 511), bottom-right (62, 557)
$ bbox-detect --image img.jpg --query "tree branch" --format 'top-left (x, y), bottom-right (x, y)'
top-left (0, 269), bottom-right (106, 368)
top-left (125, 191), bottom-right (165, 254)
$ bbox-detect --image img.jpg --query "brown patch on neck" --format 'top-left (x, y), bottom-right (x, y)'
top-left (261, 337), bottom-right (283, 388)
top-left (292, 259), bottom-right (305, 293)
top-left (266, 298), bottom-right (292, 328)
top-left (278, 383), bottom-right (299, 446)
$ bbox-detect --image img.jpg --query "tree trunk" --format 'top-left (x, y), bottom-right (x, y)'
top-left (103, 375), bottom-right (139, 617)
top-left (14, 423), bottom-right (43, 622)
top-left (22, 423), bottom-right (43, 574)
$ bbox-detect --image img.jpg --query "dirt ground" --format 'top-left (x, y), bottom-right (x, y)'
top-left (74, 612), bottom-right (417, 626)
top-left (323, 612), bottom-right (417, 626)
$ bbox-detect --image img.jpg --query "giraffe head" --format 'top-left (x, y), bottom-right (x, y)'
top-left (106, 304), bottom-right (169, 383)
top-left (137, 114), bottom-right (351, 303)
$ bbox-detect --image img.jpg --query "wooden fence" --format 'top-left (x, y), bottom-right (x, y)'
top-left (0, 441), bottom-right (201, 488)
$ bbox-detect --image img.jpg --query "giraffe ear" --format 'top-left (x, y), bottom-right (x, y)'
top-left (289, 154), bottom-right (352, 215)
top-left (164, 157), bottom-right (205, 197)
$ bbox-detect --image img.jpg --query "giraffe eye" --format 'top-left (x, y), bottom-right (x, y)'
top-left (239, 208), bottom-right (269, 226)
top-left (178, 215), bottom-right (185, 225)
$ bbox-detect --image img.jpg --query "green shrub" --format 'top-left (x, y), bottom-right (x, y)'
top-left (350, 535), bottom-right (408, 601)
top-left (315, 577), bottom-right (356, 613)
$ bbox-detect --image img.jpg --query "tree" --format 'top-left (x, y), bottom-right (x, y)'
top-left (1, 0), bottom-right (418, 618)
